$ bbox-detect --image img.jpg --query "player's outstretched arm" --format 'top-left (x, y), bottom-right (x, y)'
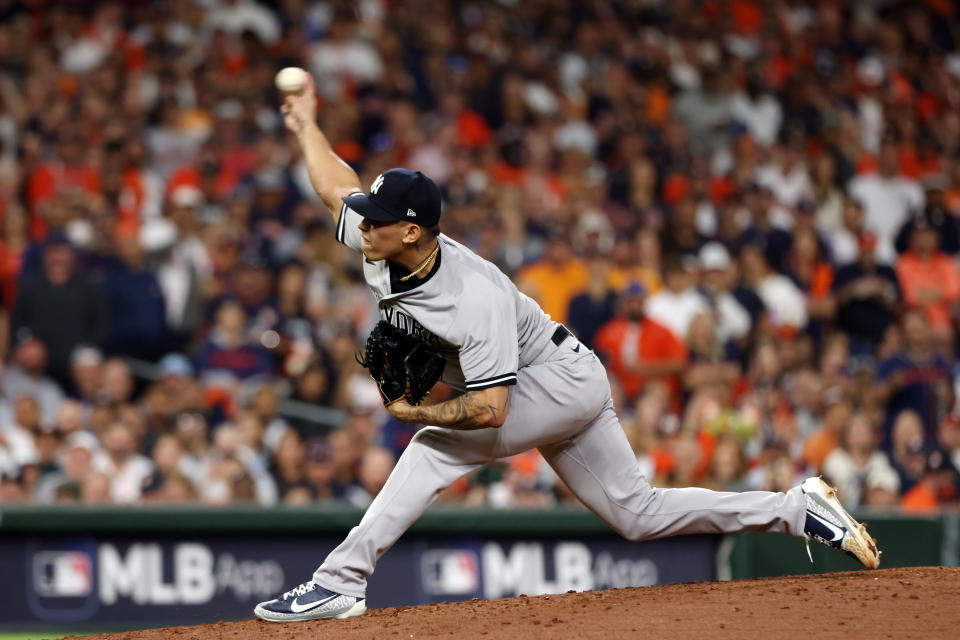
top-left (387, 386), bottom-right (510, 430)
top-left (280, 80), bottom-right (362, 223)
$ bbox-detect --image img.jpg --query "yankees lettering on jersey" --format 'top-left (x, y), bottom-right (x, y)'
top-left (336, 198), bottom-right (560, 392)
top-left (382, 307), bottom-right (441, 347)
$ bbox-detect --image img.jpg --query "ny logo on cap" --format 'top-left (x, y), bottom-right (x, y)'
top-left (371, 174), bottom-right (385, 194)
top-left (406, 208), bottom-right (417, 217)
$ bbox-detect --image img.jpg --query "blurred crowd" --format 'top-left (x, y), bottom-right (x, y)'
top-left (1, 0), bottom-right (960, 513)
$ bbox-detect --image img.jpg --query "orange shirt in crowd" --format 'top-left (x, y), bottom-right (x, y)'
top-left (801, 428), bottom-right (838, 472)
top-left (895, 250), bottom-right (960, 329)
top-left (593, 315), bottom-right (688, 402)
top-left (516, 258), bottom-right (589, 324)
top-left (607, 265), bottom-right (663, 295)
top-left (900, 482), bottom-right (939, 513)
top-left (809, 262), bottom-right (834, 299)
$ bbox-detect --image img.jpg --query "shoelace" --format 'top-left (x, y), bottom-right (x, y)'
top-left (283, 582), bottom-right (317, 600)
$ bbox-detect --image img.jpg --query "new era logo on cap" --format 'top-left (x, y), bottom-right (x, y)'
top-left (342, 168), bottom-right (442, 226)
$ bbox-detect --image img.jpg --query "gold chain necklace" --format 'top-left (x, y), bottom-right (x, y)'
top-left (399, 242), bottom-right (440, 282)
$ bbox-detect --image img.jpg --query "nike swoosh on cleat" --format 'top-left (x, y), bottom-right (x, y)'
top-left (573, 344), bottom-right (580, 352)
top-left (289, 594), bottom-right (338, 614)
top-left (808, 511), bottom-right (845, 542)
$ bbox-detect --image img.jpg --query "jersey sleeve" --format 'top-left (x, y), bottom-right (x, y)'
top-left (455, 284), bottom-right (520, 391)
top-left (335, 196), bottom-right (365, 252)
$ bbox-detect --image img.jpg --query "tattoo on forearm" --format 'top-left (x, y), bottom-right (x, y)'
top-left (414, 390), bottom-right (509, 429)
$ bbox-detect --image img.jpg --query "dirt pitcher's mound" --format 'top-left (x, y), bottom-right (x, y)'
top-left (66, 566), bottom-right (960, 640)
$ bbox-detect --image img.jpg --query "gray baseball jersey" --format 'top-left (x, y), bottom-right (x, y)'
top-left (311, 199), bottom-right (808, 599)
top-left (337, 200), bottom-right (558, 392)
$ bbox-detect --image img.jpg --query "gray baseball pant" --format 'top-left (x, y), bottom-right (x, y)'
top-left (313, 344), bottom-right (807, 598)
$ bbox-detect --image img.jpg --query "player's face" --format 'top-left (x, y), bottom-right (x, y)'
top-left (357, 217), bottom-right (403, 260)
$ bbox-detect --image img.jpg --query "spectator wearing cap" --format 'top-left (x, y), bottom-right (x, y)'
top-left (10, 233), bottom-right (106, 387)
top-left (515, 231), bottom-right (588, 325)
top-left (697, 242), bottom-right (752, 350)
top-left (895, 212), bottom-right (960, 339)
top-left (97, 229), bottom-right (169, 360)
top-left (150, 353), bottom-right (196, 425)
top-left (644, 254), bottom-right (709, 342)
top-left (594, 281), bottom-right (688, 406)
top-left (566, 253), bottom-right (618, 350)
top-left (736, 183), bottom-right (793, 272)
top-left (875, 310), bottom-right (954, 450)
top-left (34, 430), bottom-right (98, 503)
top-left (661, 191), bottom-right (709, 258)
top-left (194, 299), bottom-right (274, 382)
top-left (219, 253), bottom-right (279, 335)
top-left (861, 465), bottom-right (901, 508)
top-left (848, 139), bottom-right (924, 265)
top-left (249, 166), bottom-right (300, 230)
top-left (154, 185), bottom-right (214, 344)
top-left (2, 335), bottom-right (64, 426)
top-left (69, 345), bottom-right (103, 404)
top-left (832, 231), bottom-right (900, 357)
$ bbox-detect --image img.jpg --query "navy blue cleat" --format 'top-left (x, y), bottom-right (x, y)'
top-left (254, 580), bottom-right (366, 622)
top-left (801, 477), bottom-right (880, 569)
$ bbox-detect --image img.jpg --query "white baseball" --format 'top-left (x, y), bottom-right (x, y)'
top-left (275, 67), bottom-right (309, 94)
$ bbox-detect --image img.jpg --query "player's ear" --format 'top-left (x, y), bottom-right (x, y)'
top-left (401, 223), bottom-right (423, 246)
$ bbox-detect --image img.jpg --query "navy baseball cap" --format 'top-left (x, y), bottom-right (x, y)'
top-left (342, 168), bottom-right (442, 226)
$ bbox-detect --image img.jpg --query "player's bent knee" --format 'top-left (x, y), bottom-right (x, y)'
top-left (607, 485), bottom-right (661, 542)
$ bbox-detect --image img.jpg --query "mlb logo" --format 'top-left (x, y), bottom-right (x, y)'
top-left (420, 549), bottom-right (479, 596)
top-left (33, 551), bottom-right (93, 598)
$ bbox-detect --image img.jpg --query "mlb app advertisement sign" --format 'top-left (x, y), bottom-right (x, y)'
top-left (21, 538), bottom-right (286, 623)
top-left (416, 536), bottom-right (716, 603)
top-left (2, 535), bottom-right (716, 624)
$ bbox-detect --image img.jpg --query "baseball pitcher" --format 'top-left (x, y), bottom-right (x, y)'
top-left (254, 77), bottom-right (880, 622)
